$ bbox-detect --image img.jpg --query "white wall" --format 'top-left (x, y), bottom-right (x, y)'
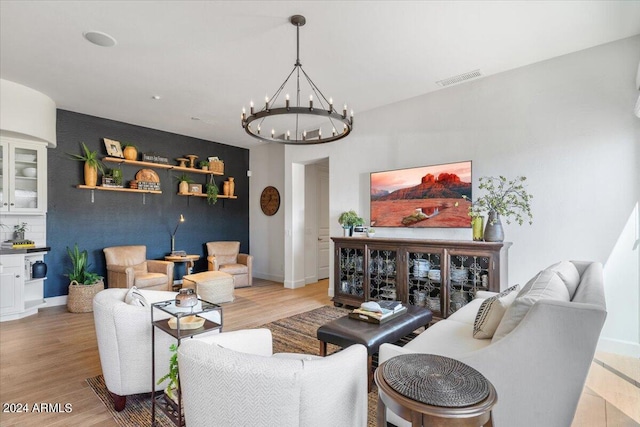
top-left (249, 142), bottom-right (285, 281)
top-left (281, 36), bottom-right (640, 355)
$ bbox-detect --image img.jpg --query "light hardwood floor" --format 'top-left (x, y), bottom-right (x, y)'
top-left (0, 278), bottom-right (637, 426)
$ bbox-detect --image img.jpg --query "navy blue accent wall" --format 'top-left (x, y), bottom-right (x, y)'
top-left (46, 110), bottom-right (249, 298)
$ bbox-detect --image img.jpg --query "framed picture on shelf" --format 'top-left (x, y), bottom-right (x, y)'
top-left (104, 138), bottom-right (124, 158)
top-left (188, 183), bottom-right (202, 194)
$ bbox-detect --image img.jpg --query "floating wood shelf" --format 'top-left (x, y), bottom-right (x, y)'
top-left (77, 185), bottom-right (162, 194)
top-left (103, 157), bottom-right (223, 175)
top-left (177, 192), bottom-right (237, 199)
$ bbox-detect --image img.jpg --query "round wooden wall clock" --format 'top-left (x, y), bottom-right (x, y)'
top-left (260, 186), bottom-right (280, 216)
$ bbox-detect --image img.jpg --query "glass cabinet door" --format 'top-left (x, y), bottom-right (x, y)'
top-left (406, 249), bottom-right (444, 318)
top-left (337, 246), bottom-right (365, 299)
top-left (368, 247), bottom-right (397, 301)
top-left (448, 253), bottom-right (492, 314)
top-left (11, 146), bottom-right (40, 211)
top-left (0, 140), bottom-right (46, 213)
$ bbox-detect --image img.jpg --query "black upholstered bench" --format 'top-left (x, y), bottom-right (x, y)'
top-left (316, 305), bottom-right (432, 389)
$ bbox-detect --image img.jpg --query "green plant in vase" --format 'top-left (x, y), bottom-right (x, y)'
top-left (175, 173), bottom-right (194, 194)
top-left (338, 210), bottom-right (364, 236)
top-left (467, 176), bottom-right (533, 242)
top-left (68, 142), bottom-right (104, 187)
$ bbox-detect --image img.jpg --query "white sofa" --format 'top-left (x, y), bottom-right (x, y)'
top-left (93, 288), bottom-right (221, 411)
top-left (380, 261), bottom-right (606, 427)
top-left (178, 329), bottom-right (369, 427)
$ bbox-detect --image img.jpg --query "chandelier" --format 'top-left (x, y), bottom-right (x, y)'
top-left (241, 15), bottom-right (353, 144)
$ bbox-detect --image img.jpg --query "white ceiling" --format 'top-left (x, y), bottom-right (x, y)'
top-left (2, 1), bottom-right (639, 149)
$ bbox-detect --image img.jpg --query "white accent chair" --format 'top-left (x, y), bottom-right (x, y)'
top-left (178, 329), bottom-right (369, 427)
top-left (92, 288), bottom-right (221, 411)
top-left (379, 261), bottom-right (606, 427)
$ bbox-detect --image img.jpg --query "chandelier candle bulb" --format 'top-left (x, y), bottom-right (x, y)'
top-left (286, 94), bottom-right (290, 109)
top-left (329, 97), bottom-right (333, 112)
top-left (271, 129), bottom-right (275, 138)
top-left (287, 130), bottom-right (291, 140)
top-left (332, 127), bottom-right (336, 136)
top-left (303, 131), bottom-right (307, 141)
top-left (343, 105), bottom-right (347, 118)
top-left (250, 101), bottom-right (254, 115)
top-left (265, 96), bottom-right (269, 110)
top-left (257, 125), bottom-right (261, 135)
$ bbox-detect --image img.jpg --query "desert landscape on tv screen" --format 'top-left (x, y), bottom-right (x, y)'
top-left (370, 161), bottom-right (472, 228)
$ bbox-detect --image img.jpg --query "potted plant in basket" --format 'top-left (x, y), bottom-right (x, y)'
top-left (68, 142), bottom-right (104, 187)
top-left (465, 176), bottom-right (533, 242)
top-left (66, 243), bottom-right (104, 313)
top-left (157, 344), bottom-right (179, 404)
top-left (338, 210), bottom-right (364, 237)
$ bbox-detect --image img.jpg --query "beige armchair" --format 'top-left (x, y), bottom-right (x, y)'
top-left (103, 245), bottom-right (174, 291)
top-left (206, 241), bottom-right (253, 287)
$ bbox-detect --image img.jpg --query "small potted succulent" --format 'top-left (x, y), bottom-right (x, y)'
top-left (175, 173), bottom-right (194, 194)
top-left (14, 222), bottom-right (28, 240)
top-left (199, 160), bottom-right (209, 170)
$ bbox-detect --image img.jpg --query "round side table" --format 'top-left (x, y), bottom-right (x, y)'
top-left (375, 354), bottom-right (497, 427)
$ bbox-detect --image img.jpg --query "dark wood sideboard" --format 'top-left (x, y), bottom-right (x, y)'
top-left (332, 237), bottom-right (511, 319)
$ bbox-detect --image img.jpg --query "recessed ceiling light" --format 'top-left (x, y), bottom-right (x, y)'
top-left (191, 117), bottom-right (201, 121)
top-left (152, 95), bottom-right (161, 100)
top-left (83, 31), bottom-right (117, 47)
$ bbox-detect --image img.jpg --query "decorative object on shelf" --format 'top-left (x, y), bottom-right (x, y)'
top-left (199, 160), bottom-right (209, 170)
top-left (471, 176), bottom-right (533, 242)
top-left (103, 138), bottom-right (124, 158)
top-left (68, 142), bottom-right (105, 187)
top-left (338, 210), bottom-right (364, 236)
top-left (122, 143), bottom-right (138, 161)
top-left (157, 344), bottom-right (179, 404)
top-left (240, 15), bottom-right (353, 145)
top-left (206, 176), bottom-right (219, 205)
top-left (228, 177), bottom-right (235, 197)
top-left (188, 183), bottom-right (202, 194)
top-left (66, 243), bottom-right (104, 313)
top-left (102, 167), bottom-right (124, 188)
top-left (141, 152), bottom-right (169, 164)
top-left (186, 154), bottom-right (198, 168)
top-left (22, 167), bottom-right (37, 177)
top-left (13, 222), bottom-right (28, 240)
top-left (171, 214), bottom-right (185, 255)
top-left (176, 157), bottom-right (188, 168)
top-left (175, 173), bottom-right (193, 194)
top-left (208, 157), bottom-right (224, 174)
top-left (175, 288), bottom-right (198, 308)
top-left (260, 186), bottom-right (280, 216)
top-left (471, 216), bottom-right (484, 241)
top-left (32, 260), bottom-right (47, 279)
top-left (367, 227), bottom-right (376, 238)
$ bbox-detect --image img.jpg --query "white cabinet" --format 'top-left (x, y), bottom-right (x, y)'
top-left (0, 255), bottom-right (24, 317)
top-left (0, 137), bottom-right (48, 214)
top-left (0, 251), bottom-right (48, 321)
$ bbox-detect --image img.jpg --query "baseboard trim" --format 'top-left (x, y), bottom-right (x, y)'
top-left (44, 296), bottom-right (67, 307)
top-left (284, 279), bottom-right (306, 289)
top-left (597, 337), bottom-right (640, 358)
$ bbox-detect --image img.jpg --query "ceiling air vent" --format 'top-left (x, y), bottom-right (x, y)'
top-left (436, 69), bottom-right (482, 87)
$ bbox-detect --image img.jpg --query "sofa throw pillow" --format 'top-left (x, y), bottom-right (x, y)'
top-left (492, 270), bottom-right (570, 342)
top-left (473, 285), bottom-right (520, 339)
top-left (545, 261), bottom-right (580, 299)
top-left (125, 286), bottom-right (148, 307)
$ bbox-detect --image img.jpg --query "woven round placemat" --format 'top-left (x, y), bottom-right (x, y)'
top-left (382, 354), bottom-right (489, 407)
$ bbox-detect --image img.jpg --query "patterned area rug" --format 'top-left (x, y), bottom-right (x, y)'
top-left (87, 305), bottom-right (413, 426)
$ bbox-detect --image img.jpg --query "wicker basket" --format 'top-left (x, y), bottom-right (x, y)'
top-left (209, 160), bottom-right (224, 174)
top-left (67, 279), bottom-right (104, 313)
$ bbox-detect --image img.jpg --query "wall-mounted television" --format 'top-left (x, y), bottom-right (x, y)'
top-left (370, 160), bottom-right (472, 228)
